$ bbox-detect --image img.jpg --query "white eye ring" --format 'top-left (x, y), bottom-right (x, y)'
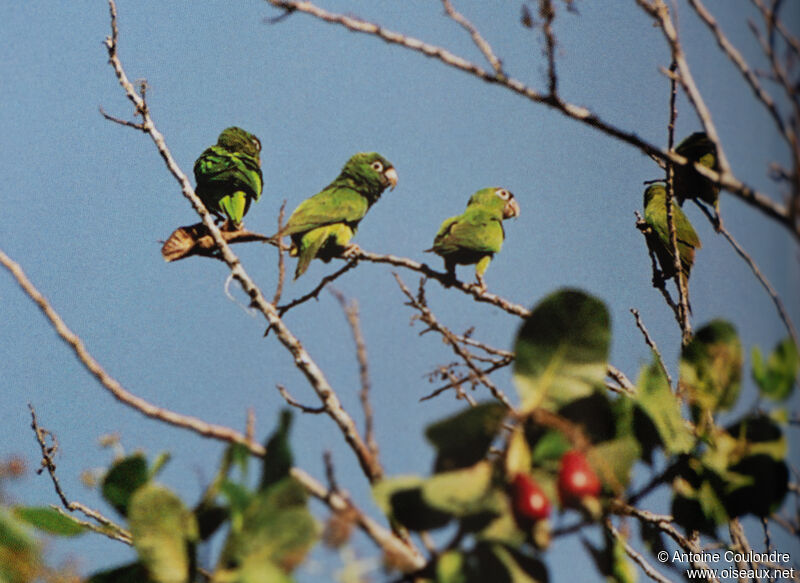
top-left (371, 161), bottom-right (384, 172)
top-left (496, 188), bottom-right (511, 200)
top-left (252, 138), bottom-right (261, 151)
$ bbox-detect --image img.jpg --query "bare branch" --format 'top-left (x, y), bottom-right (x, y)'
top-left (614, 502), bottom-right (721, 583)
top-left (350, 248), bottom-right (532, 317)
top-left (630, 308), bottom-right (673, 388)
top-left (441, 0), bottom-right (504, 76)
top-left (272, 200), bottom-right (288, 306)
top-left (330, 289), bottom-right (381, 463)
top-left (29, 404), bottom-right (132, 545)
top-left (664, 59), bottom-right (693, 343)
top-left (605, 519), bottom-right (675, 583)
top-left (688, 0), bottom-right (795, 150)
top-left (275, 384), bottom-right (326, 414)
top-left (395, 274), bottom-right (513, 408)
top-left (695, 203), bottom-right (799, 348)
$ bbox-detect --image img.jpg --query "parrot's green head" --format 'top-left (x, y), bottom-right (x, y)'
top-left (467, 187), bottom-right (520, 219)
top-left (340, 152), bottom-right (398, 196)
top-left (217, 127), bottom-right (262, 161)
top-left (643, 183), bottom-right (667, 207)
top-left (676, 132), bottom-right (717, 169)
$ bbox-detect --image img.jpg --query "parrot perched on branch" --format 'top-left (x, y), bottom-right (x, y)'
top-left (427, 187), bottom-right (520, 290)
top-left (193, 126), bottom-right (263, 230)
top-left (674, 132), bottom-right (719, 209)
top-left (278, 152), bottom-right (397, 279)
top-left (643, 183), bottom-right (702, 288)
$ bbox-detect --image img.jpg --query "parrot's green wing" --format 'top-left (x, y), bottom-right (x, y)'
top-left (194, 146), bottom-right (263, 225)
top-left (644, 185), bottom-right (702, 279)
top-left (281, 186), bottom-right (369, 237)
top-left (432, 209), bottom-right (504, 256)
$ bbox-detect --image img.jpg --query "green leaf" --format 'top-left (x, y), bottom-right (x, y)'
top-left (218, 477), bottom-right (316, 573)
top-left (372, 475), bottom-right (425, 516)
top-left (87, 562), bottom-right (155, 583)
top-left (13, 506), bottom-right (86, 537)
top-left (634, 360), bottom-right (694, 455)
top-left (752, 338), bottom-right (798, 401)
top-left (514, 289), bottom-right (610, 412)
top-left (680, 320), bottom-right (742, 419)
top-left (102, 454), bottom-right (149, 517)
top-left (528, 430), bottom-right (570, 467)
top-left (505, 426), bottom-right (532, 476)
top-left (128, 483), bottom-right (198, 583)
top-left (212, 553), bottom-right (293, 583)
top-left (486, 544), bottom-right (548, 583)
top-left (582, 531), bottom-right (637, 583)
top-left (436, 551), bottom-right (468, 583)
top-left (557, 393), bottom-right (616, 443)
top-left (586, 436), bottom-right (640, 494)
top-left (260, 410), bottom-right (293, 490)
top-left (422, 461), bottom-right (499, 519)
top-left (425, 403), bottom-right (506, 472)
top-left (0, 507), bottom-right (39, 583)
top-left (195, 504), bottom-right (229, 542)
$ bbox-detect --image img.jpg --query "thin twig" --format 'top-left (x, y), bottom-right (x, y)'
top-left (352, 249), bottom-right (531, 317)
top-left (605, 518), bottom-right (675, 583)
top-left (329, 289), bottom-right (380, 463)
top-left (420, 360), bottom-right (511, 403)
top-left (630, 308), bottom-right (674, 388)
top-left (272, 200), bottom-right (288, 306)
top-left (688, 0), bottom-right (795, 152)
top-left (607, 365), bottom-right (637, 395)
top-left (275, 384), bottom-right (326, 414)
top-left (695, 202), bottom-right (799, 348)
top-left (265, 260), bottom-right (359, 335)
top-left (395, 274), bottom-right (513, 408)
top-left (664, 58), bottom-right (693, 344)
top-left (440, 0), bottom-right (504, 76)
top-left (28, 405), bottom-right (132, 545)
top-left (613, 502), bottom-right (721, 583)
top-left (540, 0), bottom-right (559, 96)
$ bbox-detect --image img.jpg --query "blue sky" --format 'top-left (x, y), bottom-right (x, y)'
top-left (2, 1), bottom-right (798, 580)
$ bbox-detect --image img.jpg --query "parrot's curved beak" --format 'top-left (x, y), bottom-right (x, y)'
top-left (504, 197), bottom-right (520, 219)
top-left (384, 167), bottom-right (398, 190)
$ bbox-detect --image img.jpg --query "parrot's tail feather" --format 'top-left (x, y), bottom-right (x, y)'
top-left (294, 226), bottom-right (332, 279)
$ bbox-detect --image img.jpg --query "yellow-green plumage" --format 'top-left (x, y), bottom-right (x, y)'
top-left (428, 187), bottom-right (520, 289)
top-left (643, 183), bottom-right (702, 284)
top-left (193, 127), bottom-right (263, 229)
top-left (280, 152), bottom-right (397, 279)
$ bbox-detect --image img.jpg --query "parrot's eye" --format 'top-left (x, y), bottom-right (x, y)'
top-left (371, 161), bottom-right (384, 172)
top-left (252, 138), bottom-right (261, 152)
top-left (496, 189), bottom-right (511, 200)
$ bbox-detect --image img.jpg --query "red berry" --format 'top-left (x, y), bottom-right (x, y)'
top-left (557, 451), bottom-right (601, 505)
top-left (511, 473), bottom-right (550, 521)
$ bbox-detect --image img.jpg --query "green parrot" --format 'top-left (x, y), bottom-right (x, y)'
top-left (427, 187), bottom-right (520, 290)
top-left (674, 132), bottom-right (719, 208)
top-left (279, 152), bottom-right (398, 279)
top-left (643, 183), bottom-right (702, 287)
top-left (193, 127), bottom-right (263, 230)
